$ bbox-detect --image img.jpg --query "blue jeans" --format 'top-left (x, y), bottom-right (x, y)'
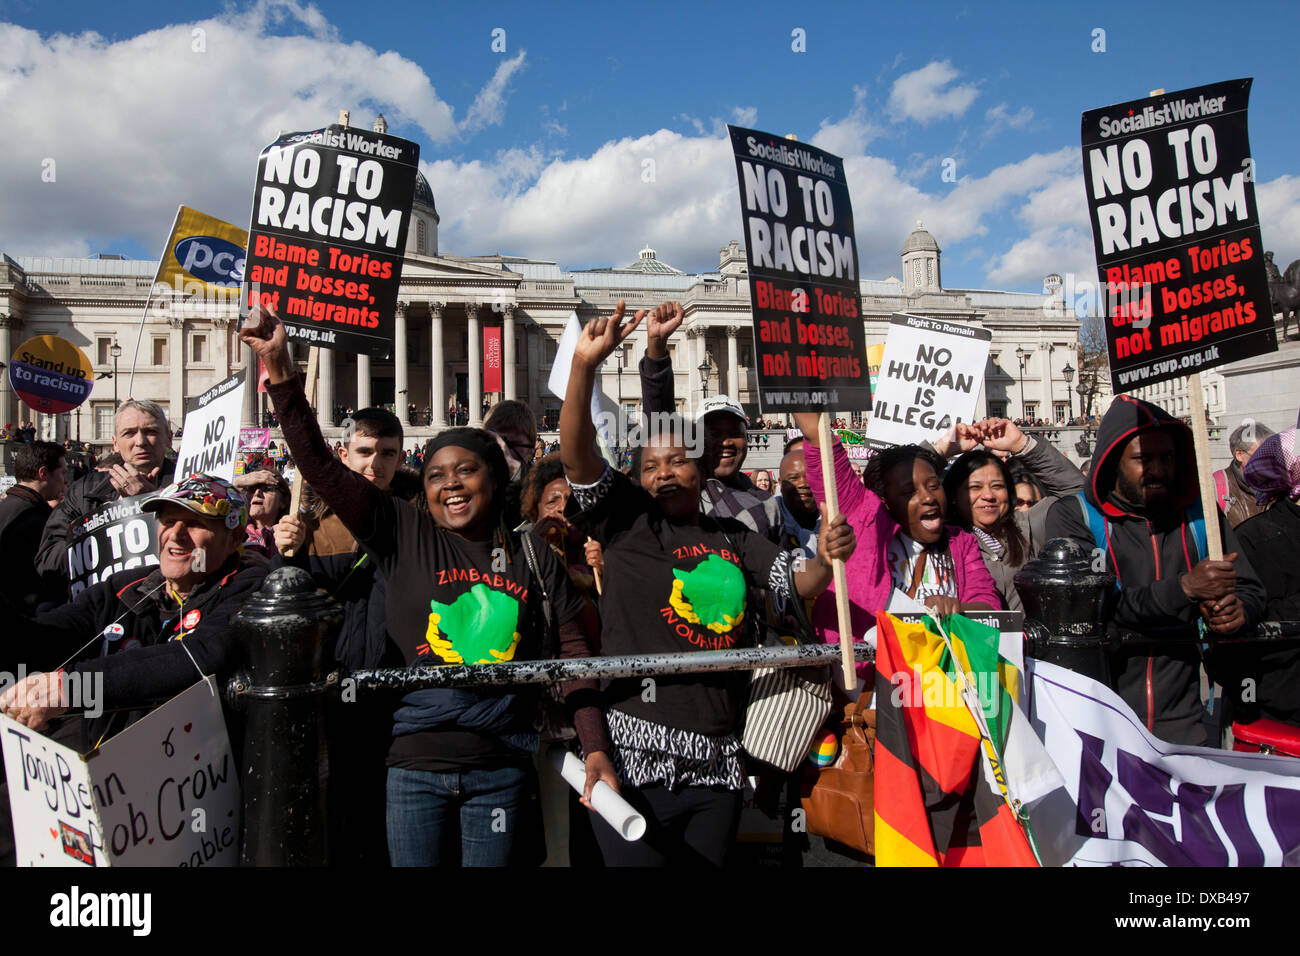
top-left (386, 764), bottom-right (541, 866)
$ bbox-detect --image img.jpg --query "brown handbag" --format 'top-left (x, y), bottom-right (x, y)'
top-left (799, 693), bottom-right (876, 856)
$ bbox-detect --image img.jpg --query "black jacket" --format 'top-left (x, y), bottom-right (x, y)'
top-left (1232, 499), bottom-right (1300, 724)
top-left (0, 484), bottom-right (54, 613)
top-left (35, 460), bottom-right (177, 591)
top-left (25, 552), bottom-right (267, 710)
top-left (1044, 395), bottom-right (1266, 745)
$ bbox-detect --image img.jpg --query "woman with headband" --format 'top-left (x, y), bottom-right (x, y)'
top-left (240, 306), bottom-right (616, 867)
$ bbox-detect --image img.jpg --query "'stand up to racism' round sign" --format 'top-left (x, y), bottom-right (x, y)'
top-left (8, 335), bottom-right (94, 414)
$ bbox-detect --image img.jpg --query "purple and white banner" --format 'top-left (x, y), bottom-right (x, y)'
top-left (1025, 659), bottom-right (1300, 866)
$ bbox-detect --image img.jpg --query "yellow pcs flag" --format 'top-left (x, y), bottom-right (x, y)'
top-left (154, 205), bottom-right (248, 308)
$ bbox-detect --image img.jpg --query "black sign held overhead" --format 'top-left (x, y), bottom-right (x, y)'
top-left (727, 126), bottom-right (867, 413)
top-left (1081, 79), bottom-right (1277, 393)
top-left (242, 125), bottom-right (420, 358)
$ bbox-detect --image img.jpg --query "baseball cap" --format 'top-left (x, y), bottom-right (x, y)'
top-left (696, 395), bottom-right (748, 426)
top-left (142, 474), bottom-right (248, 530)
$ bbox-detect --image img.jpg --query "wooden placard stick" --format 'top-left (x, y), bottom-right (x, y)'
top-left (282, 345), bottom-right (319, 557)
top-left (1143, 88), bottom-right (1224, 562)
top-left (1187, 371), bottom-right (1224, 560)
top-left (817, 411), bottom-right (857, 689)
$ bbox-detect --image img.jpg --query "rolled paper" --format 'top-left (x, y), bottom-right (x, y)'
top-left (547, 746), bottom-right (646, 841)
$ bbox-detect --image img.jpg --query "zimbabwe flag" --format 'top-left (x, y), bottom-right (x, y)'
top-left (873, 611), bottom-right (1041, 867)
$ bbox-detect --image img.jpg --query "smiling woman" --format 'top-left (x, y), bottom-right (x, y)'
top-left (560, 301), bottom-right (856, 867)
top-left (239, 304), bottom-right (617, 868)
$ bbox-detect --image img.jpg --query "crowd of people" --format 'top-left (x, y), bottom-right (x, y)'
top-left (0, 297), bottom-right (1295, 869)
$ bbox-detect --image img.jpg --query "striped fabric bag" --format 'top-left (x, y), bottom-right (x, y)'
top-left (741, 664), bottom-right (833, 772)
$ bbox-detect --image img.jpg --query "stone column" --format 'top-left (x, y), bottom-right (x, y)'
top-left (0, 315), bottom-right (18, 428)
top-left (685, 327), bottom-right (702, 415)
top-left (467, 302), bottom-right (482, 426)
top-left (1039, 343), bottom-right (1054, 422)
top-left (357, 353), bottom-right (372, 410)
top-left (394, 300), bottom-right (409, 422)
top-left (168, 317), bottom-right (185, 430)
top-left (317, 346), bottom-right (334, 426)
top-left (526, 325), bottom-right (540, 413)
top-left (503, 305), bottom-right (517, 402)
top-left (242, 340), bottom-right (258, 427)
top-left (429, 301), bottom-right (446, 428)
top-left (725, 325), bottom-right (740, 399)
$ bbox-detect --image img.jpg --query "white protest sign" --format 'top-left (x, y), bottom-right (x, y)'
top-left (1, 678), bottom-right (240, 867)
top-left (1026, 659), bottom-right (1300, 867)
top-left (865, 313), bottom-right (991, 448)
top-left (176, 370), bottom-right (246, 481)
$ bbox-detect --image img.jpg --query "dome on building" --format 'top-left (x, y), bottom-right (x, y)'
top-left (413, 171), bottom-right (439, 222)
top-left (901, 220), bottom-right (940, 256)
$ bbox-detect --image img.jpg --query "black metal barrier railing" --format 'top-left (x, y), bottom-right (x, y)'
top-left (227, 540), bottom-right (1300, 865)
top-left (349, 641), bottom-right (875, 694)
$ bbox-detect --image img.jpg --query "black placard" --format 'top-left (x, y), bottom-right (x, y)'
top-left (242, 125), bottom-right (420, 358)
top-left (728, 126), bottom-right (868, 413)
top-left (1081, 79), bottom-right (1277, 393)
top-left (66, 494), bottom-right (160, 599)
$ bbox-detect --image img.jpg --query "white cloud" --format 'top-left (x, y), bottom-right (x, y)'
top-left (458, 50), bottom-right (526, 136)
top-left (731, 106), bottom-right (757, 128)
top-left (1256, 174), bottom-right (1300, 261)
top-left (0, 1), bottom-right (521, 254)
top-left (983, 102), bottom-right (1034, 141)
top-left (888, 60), bottom-right (979, 125)
top-left (811, 85), bottom-right (881, 158)
top-left (425, 130), bottom-right (738, 269)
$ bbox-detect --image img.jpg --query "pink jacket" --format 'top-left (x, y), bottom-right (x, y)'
top-left (804, 437), bottom-right (1002, 657)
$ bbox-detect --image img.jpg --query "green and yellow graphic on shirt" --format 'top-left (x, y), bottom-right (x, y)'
top-left (425, 583), bottom-right (522, 664)
top-left (669, 553), bottom-right (746, 634)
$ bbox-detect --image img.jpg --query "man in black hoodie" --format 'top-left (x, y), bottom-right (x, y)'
top-left (1045, 395), bottom-right (1266, 746)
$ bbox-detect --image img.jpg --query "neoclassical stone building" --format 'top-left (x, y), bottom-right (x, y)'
top-left (0, 143), bottom-right (1087, 445)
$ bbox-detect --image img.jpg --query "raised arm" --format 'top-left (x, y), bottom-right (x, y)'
top-left (561, 301), bottom-right (643, 484)
top-left (638, 300), bottom-right (683, 416)
top-left (239, 306), bottom-right (395, 555)
top-left (979, 418), bottom-right (1084, 498)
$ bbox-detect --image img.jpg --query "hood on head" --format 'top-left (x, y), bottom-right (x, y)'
top-left (1088, 394), bottom-right (1196, 517)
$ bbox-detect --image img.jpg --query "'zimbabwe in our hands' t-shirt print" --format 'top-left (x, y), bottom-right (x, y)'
top-left (661, 545), bottom-right (747, 651)
top-left (422, 576), bottom-right (525, 665)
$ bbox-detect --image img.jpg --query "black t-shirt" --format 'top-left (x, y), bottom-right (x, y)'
top-left (570, 469), bottom-right (785, 736)
top-left (377, 508), bottom-right (583, 770)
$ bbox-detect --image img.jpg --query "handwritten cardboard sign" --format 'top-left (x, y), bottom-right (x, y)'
top-left (1, 678), bottom-right (240, 867)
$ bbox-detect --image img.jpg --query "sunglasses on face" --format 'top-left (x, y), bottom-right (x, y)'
top-left (246, 483), bottom-right (284, 495)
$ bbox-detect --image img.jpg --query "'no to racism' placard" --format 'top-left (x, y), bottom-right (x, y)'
top-left (67, 493), bottom-right (160, 598)
top-left (176, 370), bottom-right (246, 481)
top-left (1081, 78), bottom-right (1277, 392)
top-left (242, 125), bottom-right (420, 358)
top-left (728, 126), bottom-right (866, 413)
top-left (8, 335), bottom-right (94, 415)
top-left (865, 314), bottom-right (991, 449)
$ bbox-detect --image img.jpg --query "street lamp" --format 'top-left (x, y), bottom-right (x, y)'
top-left (1062, 362), bottom-right (1075, 424)
top-left (698, 359), bottom-right (711, 400)
top-left (110, 341), bottom-right (122, 410)
top-left (1015, 346), bottom-right (1027, 421)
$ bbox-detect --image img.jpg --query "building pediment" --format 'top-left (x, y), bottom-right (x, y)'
top-left (398, 255), bottom-right (522, 284)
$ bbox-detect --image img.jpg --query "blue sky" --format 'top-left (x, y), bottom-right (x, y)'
top-left (3, 0), bottom-right (1299, 292)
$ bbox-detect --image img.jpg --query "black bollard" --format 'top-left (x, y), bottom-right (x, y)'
top-left (1014, 536), bottom-right (1115, 684)
top-left (230, 566), bottom-right (342, 866)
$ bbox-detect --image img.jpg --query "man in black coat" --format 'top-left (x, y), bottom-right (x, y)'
top-left (0, 441), bottom-right (67, 613)
top-left (36, 399), bottom-right (176, 594)
top-left (1045, 395), bottom-right (1266, 746)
